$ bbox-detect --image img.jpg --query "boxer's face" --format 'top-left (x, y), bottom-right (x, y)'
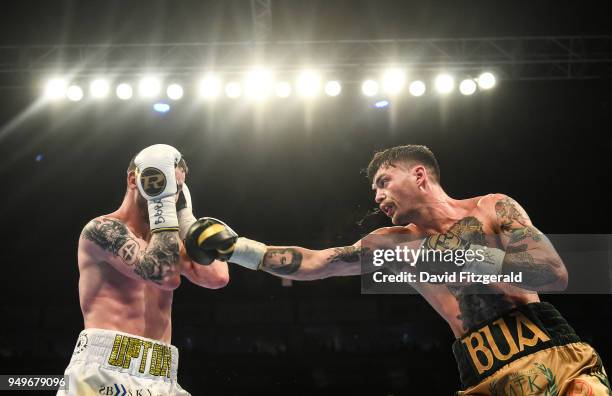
top-left (372, 162), bottom-right (425, 225)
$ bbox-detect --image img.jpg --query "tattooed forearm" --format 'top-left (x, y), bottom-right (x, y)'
top-left (328, 246), bottom-right (369, 263)
top-left (261, 246), bottom-right (369, 278)
top-left (134, 232), bottom-right (180, 284)
top-left (262, 248), bottom-right (303, 275)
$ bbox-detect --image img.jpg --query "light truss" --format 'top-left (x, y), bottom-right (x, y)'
top-left (1, 35), bottom-right (610, 88)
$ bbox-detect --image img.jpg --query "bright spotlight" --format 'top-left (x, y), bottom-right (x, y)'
top-left (408, 80), bottom-right (426, 97)
top-left (296, 71), bottom-right (321, 98)
top-left (459, 79), bottom-right (477, 96)
top-left (361, 80), bottom-right (379, 97)
top-left (66, 85), bottom-right (84, 102)
top-left (382, 69), bottom-right (406, 95)
top-left (434, 74), bottom-right (454, 94)
top-left (198, 75), bottom-right (221, 99)
top-left (166, 84), bottom-right (184, 100)
top-left (116, 83), bottom-right (133, 100)
top-left (244, 69), bottom-right (274, 99)
top-left (477, 72), bottom-right (496, 89)
top-left (275, 82), bottom-right (292, 98)
top-left (138, 76), bottom-right (162, 98)
top-left (225, 82), bottom-right (242, 98)
top-left (44, 78), bottom-right (67, 100)
top-left (324, 81), bottom-right (342, 97)
top-left (90, 79), bottom-right (110, 98)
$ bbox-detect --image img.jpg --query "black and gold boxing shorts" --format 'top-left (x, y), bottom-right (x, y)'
top-left (453, 302), bottom-right (611, 395)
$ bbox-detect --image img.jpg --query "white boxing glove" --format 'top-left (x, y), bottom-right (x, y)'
top-left (177, 183), bottom-right (198, 240)
top-left (134, 144), bottom-right (182, 233)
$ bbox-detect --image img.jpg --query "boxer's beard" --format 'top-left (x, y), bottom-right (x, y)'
top-left (136, 193), bottom-right (148, 224)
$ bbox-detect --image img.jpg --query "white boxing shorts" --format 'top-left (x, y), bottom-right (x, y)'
top-left (57, 328), bottom-right (190, 396)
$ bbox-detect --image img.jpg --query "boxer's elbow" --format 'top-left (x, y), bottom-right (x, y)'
top-left (187, 261), bottom-right (230, 289)
top-left (204, 264), bottom-right (230, 289)
top-left (158, 271), bottom-right (182, 291)
top-left (204, 272), bottom-right (230, 289)
top-left (551, 264), bottom-right (568, 291)
top-left (536, 259), bottom-right (568, 292)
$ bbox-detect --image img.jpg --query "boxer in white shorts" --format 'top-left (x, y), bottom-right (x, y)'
top-left (58, 144), bottom-right (229, 396)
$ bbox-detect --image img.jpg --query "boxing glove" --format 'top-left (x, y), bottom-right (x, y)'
top-left (134, 144), bottom-right (182, 232)
top-left (184, 217), bottom-right (266, 268)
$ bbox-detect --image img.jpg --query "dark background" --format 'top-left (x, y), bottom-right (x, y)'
top-left (0, 1), bottom-right (611, 394)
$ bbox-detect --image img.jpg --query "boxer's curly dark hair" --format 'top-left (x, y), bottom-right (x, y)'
top-left (366, 144), bottom-right (440, 183)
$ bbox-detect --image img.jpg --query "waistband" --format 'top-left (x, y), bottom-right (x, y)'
top-left (452, 302), bottom-right (580, 389)
top-left (70, 328), bottom-right (179, 382)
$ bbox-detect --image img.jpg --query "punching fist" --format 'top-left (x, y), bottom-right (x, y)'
top-left (134, 144), bottom-right (182, 232)
top-left (184, 217), bottom-right (266, 269)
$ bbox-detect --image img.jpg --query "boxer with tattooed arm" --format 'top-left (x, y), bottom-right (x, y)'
top-left (185, 145), bottom-right (610, 395)
top-left (58, 144), bottom-right (228, 396)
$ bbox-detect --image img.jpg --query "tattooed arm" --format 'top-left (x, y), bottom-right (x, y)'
top-left (260, 244), bottom-right (367, 280)
top-left (493, 194), bottom-right (568, 291)
top-left (79, 217), bottom-right (182, 290)
top-left (258, 227), bottom-right (408, 280)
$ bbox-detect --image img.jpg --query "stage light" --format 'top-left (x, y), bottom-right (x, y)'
top-left (66, 85), bottom-right (84, 102)
top-left (324, 81), bottom-right (342, 97)
top-left (90, 79), bottom-right (110, 98)
top-left (408, 80), bottom-right (426, 97)
top-left (225, 82), bottom-right (242, 98)
top-left (244, 69), bottom-right (273, 99)
top-left (138, 76), bottom-right (162, 98)
top-left (361, 80), bottom-right (379, 97)
top-left (477, 72), bottom-right (496, 89)
top-left (116, 83), bottom-right (133, 100)
top-left (275, 82), bottom-right (292, 98)
top-left (296, 71), bottom-right (321, 97)
top-left (198, 75), bottom-right (221, 99)
top-left (374, 100), bottom-right (390, 108)
top-left (459, 79), bottom-right (477, 96)
top-left (153, 103), bottom-right (170, 113)
top-left (434, 74), bottom-right (454, 94)
top-left (166, 84), bottom-right (184, 100)
top-left (44, 78), bottom-right (67, 100)
top-left (382, 69), bottom-right (406, 95)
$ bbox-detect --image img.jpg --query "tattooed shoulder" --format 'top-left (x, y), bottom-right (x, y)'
top-left (494, 196), bottom-right (541, 243)
top-left (494, 196), bottom-right (529, 229)
top-left (81, 218), bottom-right (141, 265)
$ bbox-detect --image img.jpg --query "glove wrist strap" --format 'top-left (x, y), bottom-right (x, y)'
top-left (230, 237), bottom-right (266, 270)
top-left (148, 196), bottom-right (179, 233)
